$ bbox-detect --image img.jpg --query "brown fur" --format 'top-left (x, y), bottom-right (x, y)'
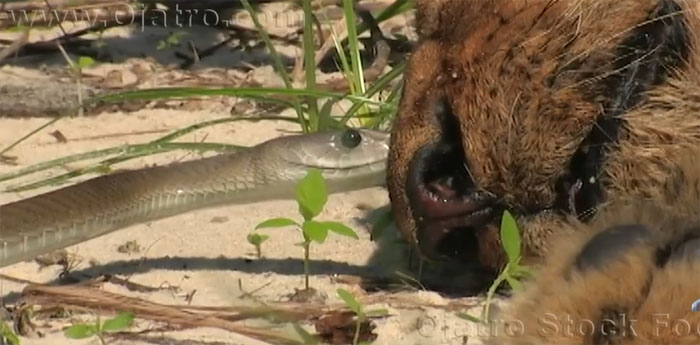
top-left (387, 0), bottom-right (700, 267)
top-left (490, 149), bottom-right (700, 344)
top-left (387, 0), bottom-right (700, 343)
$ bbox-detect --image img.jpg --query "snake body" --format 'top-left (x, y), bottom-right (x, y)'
top-left (0, 129), bottom-right (390, 268)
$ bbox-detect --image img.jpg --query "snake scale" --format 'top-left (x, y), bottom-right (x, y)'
top-left (0, 129), bottom-right (390, 268)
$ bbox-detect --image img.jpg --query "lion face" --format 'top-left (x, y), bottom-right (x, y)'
top-left (387, 0), bottom-right (693, 280)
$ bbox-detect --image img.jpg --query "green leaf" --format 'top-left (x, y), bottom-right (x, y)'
top-left (302, 221), bottom-right (328, 244)
top-left (101, 312), bottom-right (134, 332)
top-left (255, 217), bottom-right (298, 229)
top-left (295, 169), bottom-right (328, 220)
top-left (500, 210), bottom-right (521, 264)
top-left (511, 265), bottom-right (535, 280)
top-left (456, 312), bottom-right (482, 323)
top-left (93, 87), bottom-right (392, 111)
top-left (292, 322), bottom-right (319, 345)
top-left (166, 31), bottom-right (186, 45)
top-left (505, 275), bottom-right (523, 291)
top-left (336, 288), bottom-right (362, 315)
top-left (77, 56), bottom-right (95, 69)
top-left (365, 308), bottom-right (389, 317)
top-left (321, 221), bottom-right (359, 239)
top-left (247, 233), bottom-right (270, 246)
top-left (63, 324), bottom-right (97, 339)
top-left (0, 322), bottom-right (20, 345)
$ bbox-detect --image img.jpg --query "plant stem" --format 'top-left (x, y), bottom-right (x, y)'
top-left (0, 116), bottom-right (61, 157)
top-left (342, 0), bottom-right (364, 94)
top-left (303, 241), bottom-right (310, 290)
top-left (301, 0), bottom-right (319, 131)
top-left (256, 245), bottom-right (261, 259)
top-left (352, 316), bottom-right (361, 345)
top-left (483, 263), bottom-right (511, 322)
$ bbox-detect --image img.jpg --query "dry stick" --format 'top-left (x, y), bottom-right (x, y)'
top-left (20, 284), bottom-right (304, 345)
top-left (313, 7), bottom-right (392, 91)
top-left (175, 34), bottom-right (236, 69)
top-left (10, 277), bottom-right (481, 345)
top-left (18, 279), bottom-right (479, 319)
top-left (42, 0), bottom-right (68, 36)
top-left (314, 12), bottom-right (348, 67)
top-left (0, 27), bottom-right (29, 64)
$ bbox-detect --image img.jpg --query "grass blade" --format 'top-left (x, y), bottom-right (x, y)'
top-left (301, 0), bottom-right (319, 131)
top-left (238, 0), bottom-right (308, 132)
top-left (92, 87), bottom-right (393, 111)
top-left (342, 0), bottom-right (365, 96)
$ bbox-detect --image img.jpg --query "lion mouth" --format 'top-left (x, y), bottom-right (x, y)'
top-left (406, 134), bottom-right (500, 263)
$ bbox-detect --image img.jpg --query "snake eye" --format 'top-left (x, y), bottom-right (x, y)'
top-left (340, 129), bottom-right (362, 148)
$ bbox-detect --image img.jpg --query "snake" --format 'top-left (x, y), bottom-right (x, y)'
top-left (0, 128), bottom-right (390, 268)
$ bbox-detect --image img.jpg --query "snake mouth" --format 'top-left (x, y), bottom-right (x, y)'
top-left (406, 139), bottom-right (500, 263)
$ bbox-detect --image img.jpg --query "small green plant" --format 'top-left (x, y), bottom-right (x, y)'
top-left (481, 210), bottom-right (533, 321)
top-left (255, 169), bottom-right (359, 291)
top-left (157, 30), bottom-right (187, 50)
top-left (247, 233), bottom-right (270, 258)
top-left (292, 322), bottom-right (320, 345)
top-left (76, 56), bottom-right (96, 70)
top-left (64, 311), bottom-right (134, 345)
top-left (336, 288), bottom-right (388, 345)
top-left (0, 320), bottom-right (20, 345)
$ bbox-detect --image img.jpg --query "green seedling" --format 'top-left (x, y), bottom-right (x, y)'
top-left (247, 233), bottom-right (270, 258)
top-left (157, 31), bottom-right (187, 50)
top-left (0, 320), bottom-right (19, 345)
top-left (336, 288), bottom-right (388, 345)
top-left (481, 210), bottom-right (534, 321)
top-left (255, 169), bottom-right (359, 291)
top-left (292, 322), bottom-right (320, 345)
top-left (456, 210), bottom-right (533, 324)
top-left (64, 312), bottom-right (134, 345)
top-left (76, 56), bottom-right (96, 70)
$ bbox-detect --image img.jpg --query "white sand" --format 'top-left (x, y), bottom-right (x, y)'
top-left (0, 108), bottom-right (495, 345)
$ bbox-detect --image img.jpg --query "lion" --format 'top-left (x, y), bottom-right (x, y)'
top-left (386, 0), bottom-right (700, 343)
top-left (488, 149), bottom-right (700, 344)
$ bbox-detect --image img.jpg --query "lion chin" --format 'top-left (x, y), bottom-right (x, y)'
top-left (386, 0), bottom-right (700, 343)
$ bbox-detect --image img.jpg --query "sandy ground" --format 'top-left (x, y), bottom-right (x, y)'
top-left (0, 2), bottom-right (502, 344)
top-left (0, 109), bottom-right (495, 345)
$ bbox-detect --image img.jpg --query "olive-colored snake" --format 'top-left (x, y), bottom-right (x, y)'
top-left (0, 129), bottom-right (390, 268)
